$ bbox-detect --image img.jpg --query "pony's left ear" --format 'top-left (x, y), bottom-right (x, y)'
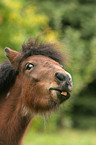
top-left (5, 47), bottom-right (20, 70)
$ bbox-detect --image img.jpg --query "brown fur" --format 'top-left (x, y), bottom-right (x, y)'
top-left (0, 39), bottom-right (72, 145)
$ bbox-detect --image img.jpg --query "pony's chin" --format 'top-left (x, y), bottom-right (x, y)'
top-left (28, 90), bottom-right (70, 114)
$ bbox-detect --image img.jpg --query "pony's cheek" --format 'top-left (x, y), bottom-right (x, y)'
top-left (22, 87), bottom-right (49, 112)
top-left (22, 81), bottom-right (59, 113)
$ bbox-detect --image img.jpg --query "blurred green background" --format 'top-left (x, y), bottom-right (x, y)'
top-left (0, 0), bottom-right (96, 144)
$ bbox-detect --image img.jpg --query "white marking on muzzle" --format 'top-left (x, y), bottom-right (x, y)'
top-left (65, 71), bottom-right (72, 80)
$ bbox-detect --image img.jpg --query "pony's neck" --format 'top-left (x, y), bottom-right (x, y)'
top-left (0, 77), bottom-right (33, 145)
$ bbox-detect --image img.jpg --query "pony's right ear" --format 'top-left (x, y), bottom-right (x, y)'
top-left (5, 47), bottom-right (20, 69)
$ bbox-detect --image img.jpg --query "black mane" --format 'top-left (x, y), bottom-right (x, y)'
top-left (21, 39), bottom-right (63, 64)
top-left (0, 38), bottom-right (64, 96)
top-left (0, 63), bottom-right (17, 95)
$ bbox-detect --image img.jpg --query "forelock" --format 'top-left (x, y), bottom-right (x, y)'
top-left (21, 38), bottom-right (64, 64)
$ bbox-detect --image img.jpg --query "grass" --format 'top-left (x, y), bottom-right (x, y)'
top-left (24, 129), bottom-right (96, 145)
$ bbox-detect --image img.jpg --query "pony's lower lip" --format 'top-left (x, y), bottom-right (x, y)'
top-left (57, 91), bottom-right (70, 103)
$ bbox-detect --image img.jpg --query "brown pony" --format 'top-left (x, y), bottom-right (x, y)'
top-left (0, 39), bottom-right (72, 145)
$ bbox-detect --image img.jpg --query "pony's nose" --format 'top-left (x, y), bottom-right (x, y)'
top-left (55, 72), bottom-right (73, 92)
top-left (55, 72), bottom-right (66, 81)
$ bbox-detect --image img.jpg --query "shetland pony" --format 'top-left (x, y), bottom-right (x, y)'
top-left (0, 39), bottom-right (72, 145)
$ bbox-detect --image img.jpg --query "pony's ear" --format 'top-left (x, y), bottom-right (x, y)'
top-left (5, 47), bottom-right (20, 70)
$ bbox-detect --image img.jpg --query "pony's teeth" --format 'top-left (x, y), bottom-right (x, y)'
top-left (61, 92), bottom-right (67, 96)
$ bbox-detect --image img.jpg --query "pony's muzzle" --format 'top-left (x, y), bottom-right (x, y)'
top-left (55, 72), bottom-right (73, 92)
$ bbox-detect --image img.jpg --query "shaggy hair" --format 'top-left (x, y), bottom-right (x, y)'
top-left (0, 63), bottom-right (17, 95)
top-left (0, 38), bottom-right (64, 96)
top-left (20, 39), bottom-right (63, 65)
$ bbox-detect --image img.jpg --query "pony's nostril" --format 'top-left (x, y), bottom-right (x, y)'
top-left (55, 72), bottom-right (65, 81)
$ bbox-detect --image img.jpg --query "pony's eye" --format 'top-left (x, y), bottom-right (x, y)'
top-left (25, 63), bottom-right (34, 70)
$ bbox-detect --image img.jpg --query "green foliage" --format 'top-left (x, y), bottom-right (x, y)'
top-left (0, 0), bottom-right (58, 62)
top-left (71, 80), bottom-right (96, 129)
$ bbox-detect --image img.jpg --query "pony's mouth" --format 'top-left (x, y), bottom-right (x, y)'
top-left (49, 88), bottom-right (70, 104)
top-left (57, 90), bottom-right (70, 103)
